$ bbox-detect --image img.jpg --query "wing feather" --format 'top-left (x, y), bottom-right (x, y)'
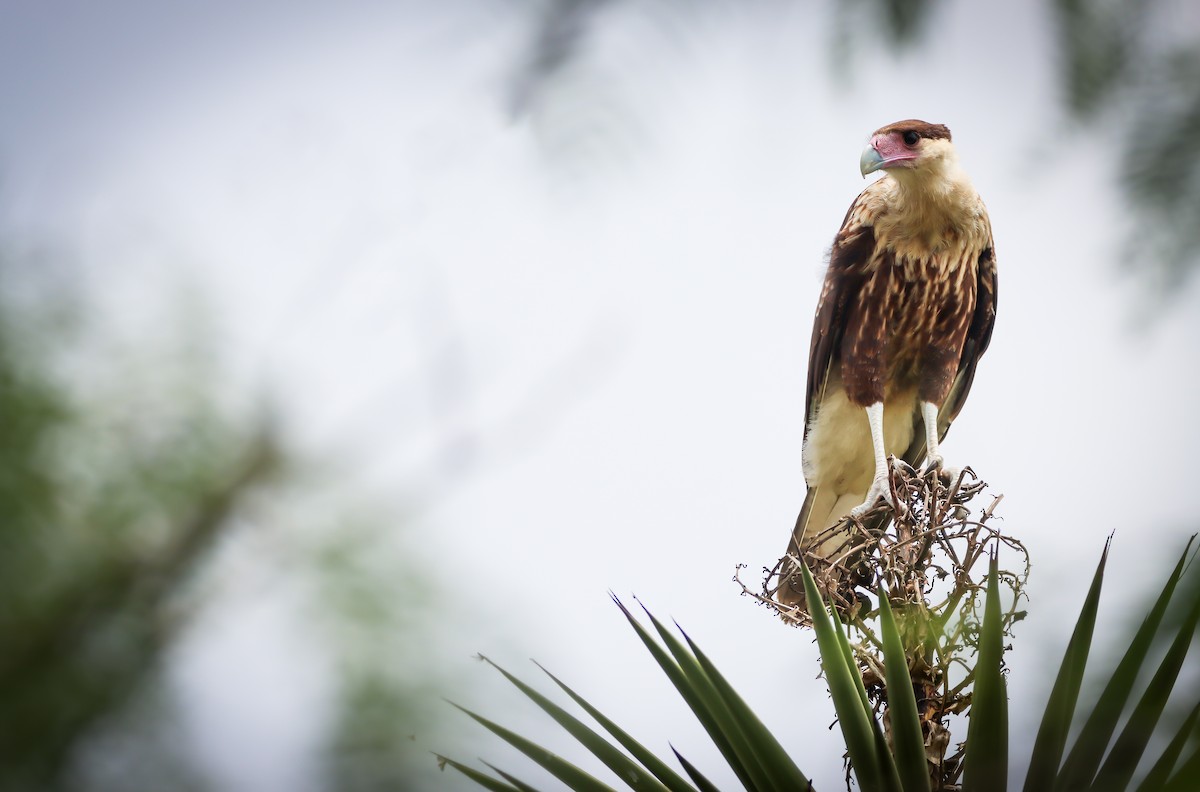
top-left (899, 231), bottom-right (999, 464)
top-left (785, 188), bottom-right (880, 582)
top-left (804, 191), bottom-right (881, 440)
top-left (941, 237), bottom-right (998, 430)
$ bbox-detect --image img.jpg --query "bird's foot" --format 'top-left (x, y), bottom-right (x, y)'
top-left (920, 454), bottom-right (964, 486)
top-left (850, 474), bottom-right (898, 519)
top-left (941, 464), bottom-right (965, 487)
top-left (919, 453), bottom-right (944, 476)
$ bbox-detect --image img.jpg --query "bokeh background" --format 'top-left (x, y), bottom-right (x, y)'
top-left (2, 1), bottom-right (1199, 790)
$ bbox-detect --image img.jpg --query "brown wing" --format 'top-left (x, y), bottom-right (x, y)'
top-left (940, 239), bottom-right (998, 430)
top-left (899, 232), bottom-right (998, 464)
top-left (804, 190), bottom-right (881, 441)
top-left (781, 186), bottom-right (885, 606)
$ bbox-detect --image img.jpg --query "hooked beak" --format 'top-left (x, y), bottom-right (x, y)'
top-left (860, 144), bottom-right (885, 177)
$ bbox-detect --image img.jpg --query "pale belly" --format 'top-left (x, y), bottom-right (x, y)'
top-left (801, 382), bottom-right (918, 495)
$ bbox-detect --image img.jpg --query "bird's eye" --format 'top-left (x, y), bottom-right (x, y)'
top-left (902, 131), bottom-right (920, 146)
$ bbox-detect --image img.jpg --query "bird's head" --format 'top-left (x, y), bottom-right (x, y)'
top-left (860, 120), bottom-right (955, 179)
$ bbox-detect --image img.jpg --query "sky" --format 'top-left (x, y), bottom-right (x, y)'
top-left (3, 1), bottom-right (1200, 790)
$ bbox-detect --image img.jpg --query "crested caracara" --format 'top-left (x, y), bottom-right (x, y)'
top-left (777, 120), bottom-right (997, 609)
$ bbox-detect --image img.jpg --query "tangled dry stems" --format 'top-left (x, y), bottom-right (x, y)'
top-left (736, 461), bottom-right (1028, 789)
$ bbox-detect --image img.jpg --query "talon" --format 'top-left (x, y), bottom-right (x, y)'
top-left (939, 464), bottom-right (964, 485)
top-left (850, 475), bottom-right (896, 518)
top-left (919, 453), bottom-right (944, 476)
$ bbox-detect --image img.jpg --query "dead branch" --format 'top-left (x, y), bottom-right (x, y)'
top-left (736, 463), bottom-right (1027, 792)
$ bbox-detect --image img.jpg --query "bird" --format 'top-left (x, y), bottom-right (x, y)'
top-left (775, 120), bottom-right (997, 610)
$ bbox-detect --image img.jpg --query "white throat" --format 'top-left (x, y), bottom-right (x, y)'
top-left (890, 153), bottom-right (972, 209)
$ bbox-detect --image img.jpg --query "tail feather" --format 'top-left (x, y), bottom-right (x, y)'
top-left (786, 487), bottom-right (861, 559)
top-left (785, 487), bottom-right (820, 560)
top-left (777, 486), bottom-right (863, 608)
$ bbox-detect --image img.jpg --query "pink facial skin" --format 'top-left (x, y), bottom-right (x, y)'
top-left (869, 132), bottom-right (920, 168)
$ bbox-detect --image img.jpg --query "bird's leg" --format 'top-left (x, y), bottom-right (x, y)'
top-left (850, 402), bottom-right (898, 517)
top-left (919, 400), bottom-right (962, 482)
top-left (921, 401), bottom-right (943, 470)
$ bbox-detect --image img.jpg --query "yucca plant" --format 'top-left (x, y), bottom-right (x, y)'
top-left (437, 468), bottom-right (1200, 791)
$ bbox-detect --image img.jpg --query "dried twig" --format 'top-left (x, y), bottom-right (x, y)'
top-left (736, 463), bottom-right (1027, 792)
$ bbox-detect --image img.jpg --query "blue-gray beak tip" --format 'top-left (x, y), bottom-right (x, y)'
top-left (860, 145), bottom-right (884, 177)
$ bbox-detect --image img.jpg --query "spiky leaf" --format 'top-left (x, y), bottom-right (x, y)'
top-left (671, 747), bottom-right (722, 792)
top-left (435, 755), bottom-right (527, 791)
top-left (1055, 538), bottom-right (1195, 789)
top-left (478, 655), bottom-right (673, 792)
top-left (638, 606), bottom-right (776, 790)
top-left (677, 628), bottom-right (811, 788)
top-left (800, 561), bottom-right (889, 791)
top-left (878, 591), bottom-right (933, 792)
top-left (1089, 582), bottom-right (1200, 790)
top-left (534, 661), bottom-right (697, 792)
top-left (610, 597), bottom-right (754, 788)
top-left (449, 702), bottom-right (617, 792)
top-left (964, 554), bottom-right (1008, 791)
top-left (1023, 541), bottom-right (1109, 790)
top-left (1135, 699), bottom-right (1200, 792)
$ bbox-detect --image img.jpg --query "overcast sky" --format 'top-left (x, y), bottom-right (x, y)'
top-left (4, 2), bottom-right (1200, 790)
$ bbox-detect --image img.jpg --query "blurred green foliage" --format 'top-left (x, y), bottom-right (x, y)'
top-left (0, 241), bottom-right (452, 791)
top-left (1048, 0), bottom-right (1200, 291)
top-left (0, 247), bottom-right (277, 789)
top-left (310, 501), bottom-right (455, 792)
top-left (1117, 49), bottom-right (1200, 292)
top-left (515, 0), bottom-right (1200, 292)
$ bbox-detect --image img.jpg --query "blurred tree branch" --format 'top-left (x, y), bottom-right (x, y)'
top-left (0, 278), bottom-right (282, 788)
top-left (511, 0), bottom-right (1200, 293)
top-left (0, 231), bottom-right (452, 790)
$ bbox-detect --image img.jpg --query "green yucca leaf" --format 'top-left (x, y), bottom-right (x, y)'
top-left (610, 597), bottom-right (754, 789)
top-left (671, 747), bottom-right (723, 792)
top-left (1134, 699), bottom-right (1200, 792)
top-left (821, 584), bottom-right (901, 792)
top-left (878, 591), bottom-right (933, 792)
top-left (799, 562), bottom-right (889, 792)
top-left (449, 702), bottom-right (617, 792)
top-left (1055, 539), bottom-right (1195, 789)
top-left (830, 594), bottom-right (881, 727)
top-left (826, 590), bottom-right (903, 792)
top-left (1089, 581), bottom-right (1200, 791)
top-left (873, 722), bottom-right (904, 792)
top-left (676, 627), bottom-right (812, 789)
top-left (1022, 541), bottom-right (1109, 791)
top-left (477, 655), bottom-right (673, 792)
top-left (1161, 742), bottom-right (1200, 792)
top-left (448, 538), bottom-right (1200, 792)
top-left (534, 661), bottom-right (698, 792)
top-left (435, 754), bottom-right (527, 791)
top-left (637, 606), bottom-right (776, 791)
top-left (483, 761), bottom-right (547, 792)
top-left (964, 554), bottom-right (1008, 792)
